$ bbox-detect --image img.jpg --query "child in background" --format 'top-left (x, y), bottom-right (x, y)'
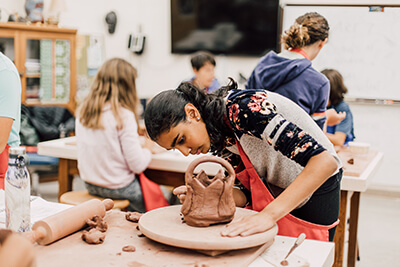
top-left (246, 12), bottom-right (330, 129)
top-left (76, 58), bottom-right (168, 212)
top-left (186, 50), bottom-right (220, 93)
top-left (321, 69), bottom-right (355, 146)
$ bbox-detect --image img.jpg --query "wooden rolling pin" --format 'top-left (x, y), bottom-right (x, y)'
top-left (22, 198), bottom-right (114, 245)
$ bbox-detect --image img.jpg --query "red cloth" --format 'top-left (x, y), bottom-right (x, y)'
top-left (235, 140), bottom-right (338, 242)
top-left (0, 144), bottom-right (10, 190)
top-left (138, 172), bottom-right (169, 211)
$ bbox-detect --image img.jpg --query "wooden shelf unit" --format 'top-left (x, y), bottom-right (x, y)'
top-left (0, 22), bottom-right (77, 114)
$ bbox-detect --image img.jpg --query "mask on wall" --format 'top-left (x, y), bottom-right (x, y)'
top-left (105, 11), bottom-right (117, 34)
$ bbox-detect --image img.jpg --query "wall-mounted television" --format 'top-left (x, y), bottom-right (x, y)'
top-left (170, 0), bottom-right (281, 57)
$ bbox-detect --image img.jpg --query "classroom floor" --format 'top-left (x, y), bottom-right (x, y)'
top-left (37, 177), bottom-right (400, 267)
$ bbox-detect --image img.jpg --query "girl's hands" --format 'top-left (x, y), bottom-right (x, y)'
top-left (220, 211), bottom-right (276, 237)
top-left (173, 185), bottom-right (187, 204)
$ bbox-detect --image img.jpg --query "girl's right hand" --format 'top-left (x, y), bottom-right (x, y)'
top-left (326, 108), bottom-right (346, 126)
top-left (173, 185), bottom-right (187, 204)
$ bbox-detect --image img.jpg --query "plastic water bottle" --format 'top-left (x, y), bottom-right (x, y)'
top-left (5, 147), bottom-right (31, 232)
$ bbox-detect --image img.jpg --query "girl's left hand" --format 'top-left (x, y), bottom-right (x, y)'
top-left (220, 212), bottom-right (276, 237)
top-left (172, 185), bottom-right (187, 204)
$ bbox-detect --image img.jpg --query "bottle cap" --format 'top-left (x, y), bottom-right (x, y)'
top-left (9, 146), bottom-right (26, 155)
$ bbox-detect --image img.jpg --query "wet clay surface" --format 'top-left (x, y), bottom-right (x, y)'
top-left (35, 210), bottom-right (269, 267)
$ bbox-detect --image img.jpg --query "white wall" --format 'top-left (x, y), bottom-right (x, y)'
top-left (0, 0), bottom-right (24, 20)
top-left (282, 0), bottom-right (400, 192)
top-left (57, 0), bottom-right (259, 99)
top-left (5, 0), bottom-right (400, 191)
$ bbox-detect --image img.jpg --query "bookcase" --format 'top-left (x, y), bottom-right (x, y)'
top-left (0, 22), bottom-right (77, 114)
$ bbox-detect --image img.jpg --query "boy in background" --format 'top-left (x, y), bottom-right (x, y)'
top-left (186, 51), bottom-right (220, 93)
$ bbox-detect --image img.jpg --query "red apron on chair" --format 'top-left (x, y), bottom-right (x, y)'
top-left (138, 172), bottom-right (169, 211)
top-left (235, 140), bottom-right (338, 242)
top-left (0, 144), bottom-right (10, 189)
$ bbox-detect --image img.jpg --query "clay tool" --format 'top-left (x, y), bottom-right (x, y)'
top-left (280, 233), bottom-right (306, 266)
top-left (22, 198), bottom-right (114, 245)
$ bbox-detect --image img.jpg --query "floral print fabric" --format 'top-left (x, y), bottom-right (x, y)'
top-left (225, 89), bottom-right (326, 167)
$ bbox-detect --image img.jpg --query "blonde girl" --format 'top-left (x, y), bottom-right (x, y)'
top-left (76, 58), bottom-right (164, 212)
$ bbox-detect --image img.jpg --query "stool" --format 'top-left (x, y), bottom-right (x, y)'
top-left (59, 190), bottom-right (130, 210)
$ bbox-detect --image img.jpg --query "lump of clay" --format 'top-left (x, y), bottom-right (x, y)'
top-left (82, 215), bottom-right (108, 244)
top-left (122, 245), bottom-right (136, 252)
top-left (82, 228), bottom-right (106, 244)
top-left (181, 156), bottom-right (236, 227)
top-left (125, 212), bottom-right (143, 223)
top-left (86, 215), bottom-right (108, 232)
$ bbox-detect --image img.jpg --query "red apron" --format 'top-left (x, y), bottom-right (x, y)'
top-left (234, 140), bottom-right (338, 242)
top-left (138, 172), bottom-right (169, 211)
top-left (0, 144), bottom-right (10, 190)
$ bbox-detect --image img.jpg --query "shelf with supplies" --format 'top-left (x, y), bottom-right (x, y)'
top-left (0, 22), bottom-right (77, 114)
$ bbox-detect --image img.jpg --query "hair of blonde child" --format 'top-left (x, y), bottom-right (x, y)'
top-left (78, 58), bottom-right (139, 130)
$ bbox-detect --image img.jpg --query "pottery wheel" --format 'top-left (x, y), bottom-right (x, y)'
top-left (139, 205), bottom-right (278, 254)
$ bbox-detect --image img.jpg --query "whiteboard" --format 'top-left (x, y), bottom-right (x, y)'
top-left (282, 5), bottom-right (400, 100)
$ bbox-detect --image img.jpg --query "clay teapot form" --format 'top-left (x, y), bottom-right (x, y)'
top-left (181, 155), bottom-right (236, 227)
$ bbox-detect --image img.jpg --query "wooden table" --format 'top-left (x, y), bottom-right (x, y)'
top-left (0, 192), bottom-right (334, 267)
top-left (334, 147), bottom-right (383, 267)
top-left (37, 137), bottom-right (383, 267)
top-left (36, 137), bottom-right (220, 198)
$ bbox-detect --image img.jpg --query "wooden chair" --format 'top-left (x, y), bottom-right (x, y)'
top-left (59, 190), bottom-right (130, 210)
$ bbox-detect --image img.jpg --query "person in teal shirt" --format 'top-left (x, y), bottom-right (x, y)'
top-left (0, 52), bottom-right (21, 189)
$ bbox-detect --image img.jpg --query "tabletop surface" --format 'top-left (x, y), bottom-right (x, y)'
top-left (37, 136), bottom-right (383, 192)
top-left (0, 191), bottom-right (334, 267)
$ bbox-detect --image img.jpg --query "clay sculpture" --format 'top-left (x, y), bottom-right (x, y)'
top-left (181, 155), bottom-right (236, 227)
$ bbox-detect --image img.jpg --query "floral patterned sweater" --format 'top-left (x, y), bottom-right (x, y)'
top-left (221, 89), bottom-right (342, 202)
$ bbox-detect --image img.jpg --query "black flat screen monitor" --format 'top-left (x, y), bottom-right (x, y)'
top-left (171, 0), bottom-right (280, 57)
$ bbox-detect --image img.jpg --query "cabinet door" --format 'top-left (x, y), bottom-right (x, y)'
top-left (24, 37), bottom-right (72, 105)
top-left (25, 39), bottom-right (41, 102)
top-left (0, 37), bottom-right (15, 62)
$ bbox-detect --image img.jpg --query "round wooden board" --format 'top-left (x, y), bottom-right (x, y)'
top-left (139, 205), bottom-right (278, 251)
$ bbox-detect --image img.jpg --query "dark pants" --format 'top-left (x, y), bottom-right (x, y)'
top-left (290, 169), bottom-right (343, 241)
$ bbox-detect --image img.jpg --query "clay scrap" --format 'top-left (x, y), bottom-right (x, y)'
top-left (81, 215), bottom-right (108, 244)
top-left (86, 215), bottom-right (108, 232)
top-left (125, 212), bottom-right (143, 223)
top-left (122, 245), bottom-right (136, 252)
top-left (82, 228), bottom-right (106, 244)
